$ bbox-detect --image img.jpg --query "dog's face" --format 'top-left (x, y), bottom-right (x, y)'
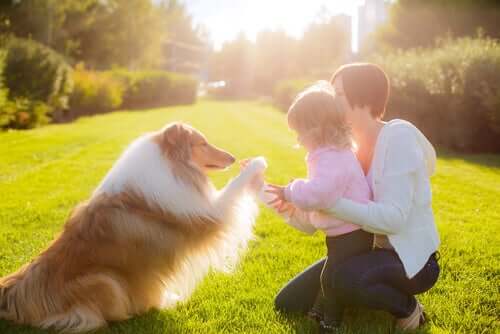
top-left (158, 122), bottom-right (235, 172)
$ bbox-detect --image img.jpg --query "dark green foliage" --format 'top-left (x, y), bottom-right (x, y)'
top-left (3, 37), bottom-right (73, 110)
top-left (65, 66), bottom-right (124, 121)
top-left (110, 70), bottom-right (197, 109)
top-left (372, 37), bottom-right (500, 152)
top-left (272, 79), bottom-right (312, 112)
top-left (0, 98), bottom-right (51, 129)
top-left (374, 0), bottom-right (500, 50)
top-left (64, 68), bottom-right (197, 122)
top-left (0, 49), bottom-right (7, 111)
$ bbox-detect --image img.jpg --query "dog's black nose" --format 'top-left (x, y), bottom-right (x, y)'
top-left (228, 155), bottom-right (236, 164)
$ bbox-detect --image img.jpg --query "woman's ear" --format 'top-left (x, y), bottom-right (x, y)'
top-left (161, 122), bottom-right (192, 162)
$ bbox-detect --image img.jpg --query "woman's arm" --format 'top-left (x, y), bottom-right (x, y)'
top-left (326, 172), bottom-right (415, 234)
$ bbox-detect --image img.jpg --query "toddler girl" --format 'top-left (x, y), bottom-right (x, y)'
top-left (265, 81), bottom-right (374, 333)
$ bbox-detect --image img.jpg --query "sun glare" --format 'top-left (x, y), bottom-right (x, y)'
top-left (186, 0), bottom-right (365, 51)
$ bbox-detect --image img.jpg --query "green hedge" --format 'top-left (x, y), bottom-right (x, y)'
top-left (110, 69), bottom-right (197, 109)
top-left (63, 68), bottom-right (198, 121)
top-left (0, 49), bottom-right (7, 111)
top-left (65, 66), bottom-right (124, 121)
top-left (0, 49), bottom-right (10, 127)
top-left (0, 38), bottom-right (198, 128)
top-left (372, 36), bottom-right (500, 152)
top-left (3, 37), bottom-right (73, 110)
top-left (0, 98), bottom-right (51, 130)
top-left (0, 45), bottom-right (52, 130)
top-left (272, 78), bottom-right (312, 112)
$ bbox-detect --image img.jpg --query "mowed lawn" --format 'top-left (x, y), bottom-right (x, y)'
top-left (0, 100), bottom-right (498, 334)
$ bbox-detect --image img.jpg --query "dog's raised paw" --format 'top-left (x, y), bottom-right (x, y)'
top-left (246, 157), bottom-right (267, 174)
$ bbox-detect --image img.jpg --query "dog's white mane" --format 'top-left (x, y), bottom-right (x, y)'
top-left (95, 134), bottom-right (214, 217)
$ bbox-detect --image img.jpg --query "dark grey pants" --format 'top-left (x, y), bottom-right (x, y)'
top-left (275, 248), bottom-right (440, 318)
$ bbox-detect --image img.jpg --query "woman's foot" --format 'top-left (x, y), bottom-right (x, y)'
top-left (308, 294), bottom-right (325, 322)
top-left (395, 302), bottom-right (425, 330)
top-left (307, 308), bottom-right (323, 322)
top-left (319, 320), bottom-right (341, 334)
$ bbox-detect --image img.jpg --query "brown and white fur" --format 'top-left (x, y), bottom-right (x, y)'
top-left (0, 122), bottom-right (266, 332)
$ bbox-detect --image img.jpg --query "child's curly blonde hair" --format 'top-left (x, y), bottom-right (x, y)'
top-left (287, 81), bottom-right (352, 150)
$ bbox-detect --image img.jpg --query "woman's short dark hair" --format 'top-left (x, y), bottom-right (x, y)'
top-left (330, 63), bottom-right (390, 119)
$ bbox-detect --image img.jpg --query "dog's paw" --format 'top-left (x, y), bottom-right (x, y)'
top-left (245, 157), bottom-right (267, 175)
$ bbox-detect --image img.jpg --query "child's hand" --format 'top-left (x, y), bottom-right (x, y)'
top-left (276, 202), bottom-right (296, 216)
top-left (266, 184), bottom-right (293, 213)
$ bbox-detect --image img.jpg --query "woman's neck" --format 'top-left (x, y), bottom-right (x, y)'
top-left (353, 118), bottom-right (384, 173)
top-left (354, 120), bottom-right (383, 148)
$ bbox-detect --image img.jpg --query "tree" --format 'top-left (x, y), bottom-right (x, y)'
top-left (75, 0), bottom-right (164, 69)
top-left (210, 33), bottom-right (255, 97)
top-left (158, 0), bottom-right (209, 74)
top-left (374, 0), bottom-right (500, 50)
top-left (297, 17), bottom-right (350, 76)
top-left (0, 0), bottom-right (203, 70)
top-left (0, 0), bottom-right (98, 57)
top-left (253, 30), bottom-right (298, 95)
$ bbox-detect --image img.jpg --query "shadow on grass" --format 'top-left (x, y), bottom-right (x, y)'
top-left (0, 307), bottom-right (437, 334)
top-left (277, 308), bottom-right (434, 334)
top-left (0, 310), bottom-right (189, 334)
top-left (104, 309), bottom-right (190, 334)
top-left (437, 149), bottom-right (500, 171)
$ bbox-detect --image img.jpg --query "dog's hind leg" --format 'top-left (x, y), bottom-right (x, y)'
top-left (39, 273), bottom-right (131, 333)
top-left (39, 306), bottom-right (105, 333)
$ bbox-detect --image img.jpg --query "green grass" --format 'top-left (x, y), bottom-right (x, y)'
top-left (0, 100), bottom-right (499, 334)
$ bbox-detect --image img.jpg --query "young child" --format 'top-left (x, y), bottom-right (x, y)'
top-left (265, 81), bottom-right (374, 333)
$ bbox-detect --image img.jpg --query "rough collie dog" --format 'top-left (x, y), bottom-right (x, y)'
top-left (0, 122), bottom-right (266, 333)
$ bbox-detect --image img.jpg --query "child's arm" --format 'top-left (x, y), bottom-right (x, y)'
top-left (259, 184), bottom-right (316, 235)
top-left (284, 151), bottom-right (354, 211)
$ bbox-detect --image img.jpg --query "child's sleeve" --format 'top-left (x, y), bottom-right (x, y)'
top-left (284, 151), bottom-right (353, 211)
top-left (285, 209), bottom-right (316, 235)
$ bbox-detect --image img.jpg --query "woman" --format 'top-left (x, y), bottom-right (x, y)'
top-left (272, 63), bottom-right (441, 331)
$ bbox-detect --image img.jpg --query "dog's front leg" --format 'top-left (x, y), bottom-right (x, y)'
top-left (214, 157), bottom-right (267, 208)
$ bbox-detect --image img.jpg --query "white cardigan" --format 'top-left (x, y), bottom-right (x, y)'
top-left (283, 119), bottom-right (440, 279)
top-left (329, 119), bottom-right (440, 278)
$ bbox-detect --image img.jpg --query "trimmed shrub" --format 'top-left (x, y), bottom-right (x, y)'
top-left (0, 49), bottom-right (7, 111)
top-left (272, 78), bottom-right (312, 112)
top-left (66, 66), bottom-right (124, 121)
top-left (371, 36), bottom-right (500, 152)
top-left (3, 37), bottom-right (73, 110)
top-left (110, 69), bottom-right (197, 109)
top-left (0, 98), bottom-right (51, 130)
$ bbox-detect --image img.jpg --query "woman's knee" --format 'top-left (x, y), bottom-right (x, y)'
top-left (331, 265), bottom-right (361, 294)
top-left (274, 289), bottom-right (288, 311)
top-left (274, 283), bottom-right (300, 312)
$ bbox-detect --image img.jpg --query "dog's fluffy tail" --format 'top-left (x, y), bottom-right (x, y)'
top-left (0, 265), bottom-right (131, 333)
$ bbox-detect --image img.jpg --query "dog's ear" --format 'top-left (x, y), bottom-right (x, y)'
top-left (161, 122), bottom-right (192, 161)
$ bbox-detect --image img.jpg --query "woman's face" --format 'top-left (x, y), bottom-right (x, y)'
top-left (333, 75), bottom-right (370, 133)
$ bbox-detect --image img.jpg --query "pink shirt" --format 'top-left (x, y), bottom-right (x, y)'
top-left (284, 147), bottom-right (372, 236)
